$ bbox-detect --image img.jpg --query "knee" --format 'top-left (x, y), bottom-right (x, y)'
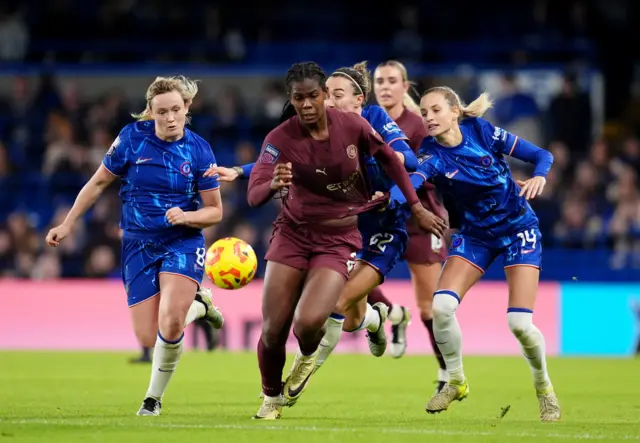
top-left (293, 310), bottom-right (325, 338)
top-left (334, 298), bottom-right (349, 316)
top-left (158, 311), bottom-right (186, 341)
top-left (260, 317), bottom-right (291, 348)
top-left (432, 290), bottom-right (460, 324)
top-left (507, 310), bottom-right (534, 338)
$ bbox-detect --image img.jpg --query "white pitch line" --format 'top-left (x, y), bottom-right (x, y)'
top-left (1, 418), bottom-right (639, 441)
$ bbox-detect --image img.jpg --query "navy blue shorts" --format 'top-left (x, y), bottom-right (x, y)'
top-left (447, 226), bottom-right (543, 273)
top-left (121, 233), bottom-right (206, 307)
top-left (357, 210), bottom-right (409, 281)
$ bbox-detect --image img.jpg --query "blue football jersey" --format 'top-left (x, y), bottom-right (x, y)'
top-left (102, 121), bottom-right (219, 240)
top-left (360, 105), bottom-right (413, 194)
top-left (415, 117), bottom-right (538, 242)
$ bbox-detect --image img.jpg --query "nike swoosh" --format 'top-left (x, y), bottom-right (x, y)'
top-left (286, 370), bottom-right (315, 398)
top-left (158, 368), bottom-right (174, 373)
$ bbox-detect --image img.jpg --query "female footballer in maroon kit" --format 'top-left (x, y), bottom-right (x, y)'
top-left (248, 62), bottom-right (446, 419)
top-left (369, 60), bottom-right (449, 390)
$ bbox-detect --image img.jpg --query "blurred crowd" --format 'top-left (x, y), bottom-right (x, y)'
top-left (1, 67), bottom-right (639, 281)
top-left (0, 1), bottom-right (621, 64)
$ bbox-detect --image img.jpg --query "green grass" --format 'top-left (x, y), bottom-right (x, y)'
top-left (0, 351), bottom-right (639, 442)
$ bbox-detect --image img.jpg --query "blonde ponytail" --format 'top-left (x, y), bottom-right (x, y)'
top-left (460, 92), bottom-right (493, 118)
top-left (131, 75), bottom-right (200, 123)
top-left (132, 108), bottom-right (153, 121)
top-left (424, 87), bottom-right (493, 120)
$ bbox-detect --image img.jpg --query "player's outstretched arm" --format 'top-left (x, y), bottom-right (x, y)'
top-left (46, 165), bottom-right (117, 247)
top-left (203, 163), bottom-right (255, 182)
top-left (362, 123), bottom-right (447, 237)
top-left (389, 139), bottom-right (418, 171)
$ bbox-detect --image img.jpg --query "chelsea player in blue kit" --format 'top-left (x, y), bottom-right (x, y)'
top-left (388, 87), bottom-right (561, 422)
top-left (45, 76), bottom-right (225, 417)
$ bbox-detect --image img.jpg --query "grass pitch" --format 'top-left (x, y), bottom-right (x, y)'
top-left (1, 351), bottom-right (639, 442)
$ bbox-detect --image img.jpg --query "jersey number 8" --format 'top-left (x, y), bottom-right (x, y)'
top-left (195, 247), bottom-right (206, 267)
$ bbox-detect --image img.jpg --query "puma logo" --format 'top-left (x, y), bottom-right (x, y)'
top-left (316, 168), bottom-right (327, 176)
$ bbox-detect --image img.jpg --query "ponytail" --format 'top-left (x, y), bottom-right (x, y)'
top-left (460, 92), bottom-right (493, 118)
top-left (131, 108), bottom-right (153, 121)
top-left (424, 87), bottom-right (493, 120)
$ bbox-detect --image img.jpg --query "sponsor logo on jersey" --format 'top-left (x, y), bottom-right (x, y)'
top-left (327, 170), bottom-right (360, 193)
top-left (382, 121), bottom-right (400, 134)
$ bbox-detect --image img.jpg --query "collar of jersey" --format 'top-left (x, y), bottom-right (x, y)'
top-left (433, 125), bottom-right (466, 150)
top-left (151, 130), bottom-right (187, 147)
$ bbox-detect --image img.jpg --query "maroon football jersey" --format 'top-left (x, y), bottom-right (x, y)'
top-left (248, 108), bottom-right (412, 223)
top-left (395, 107), bottom-right (428, 153)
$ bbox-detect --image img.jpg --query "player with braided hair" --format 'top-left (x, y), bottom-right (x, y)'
top-left (245, 62), bottom-right (445, 419)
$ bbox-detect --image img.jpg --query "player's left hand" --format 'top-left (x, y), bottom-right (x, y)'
top-left (166, 207), bottom-right (188, 225)
top-left (410, 204), bottom-right (448, 238)
top-left (517, 176), bottom-right (546, 200)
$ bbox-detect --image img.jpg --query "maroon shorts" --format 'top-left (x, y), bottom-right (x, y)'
top-left (265, 215), bottom-right (361, 280)
top-left (403, 185), bottom-right (448, 265)
top-left (403, 231), bottom-right (447, 265)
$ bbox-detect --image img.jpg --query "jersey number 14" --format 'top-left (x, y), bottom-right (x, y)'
top-left (516, 229), bottom-right (537, 251)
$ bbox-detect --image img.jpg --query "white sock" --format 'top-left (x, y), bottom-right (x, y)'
top-left (507, 310), bottom-right (551, 390)
top-left (432, 290), bottom-right (465, 383)
top-left (362, 303), bottom-right (382, 333)
top-left (184, 299), bottom-right (206, 327)
top-left (315, 315), bottom-right (345, 368)
top-left (437, 367), bottom-right (450, 383)
top-left (387, 304), bottom-right (404, 325)
top-left (145, 332), bottom-right (184, 400)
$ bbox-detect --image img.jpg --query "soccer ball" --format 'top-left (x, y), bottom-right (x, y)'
top-left (205, 237), bottom-right (258, 290)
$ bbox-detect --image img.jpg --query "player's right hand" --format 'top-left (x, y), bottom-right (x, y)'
top-left (46, 223), bottom-right (72, 247)
top-left (271, 163), bottom-right (292, 190)
top-left (204, 166), bottom-right (238, 182)
top-left (410, 204), bottom-right (447, 238)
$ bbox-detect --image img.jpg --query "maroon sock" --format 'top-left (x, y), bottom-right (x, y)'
top-left (257, 335), bottom-right (286, 397)
top-left (368, 286), bottom-right (392, 310)
top-left (422, 318), bottom-right (446, 370)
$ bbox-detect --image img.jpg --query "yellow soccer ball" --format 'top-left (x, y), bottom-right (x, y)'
top-left (205, 237), bottom-right (258, 290)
